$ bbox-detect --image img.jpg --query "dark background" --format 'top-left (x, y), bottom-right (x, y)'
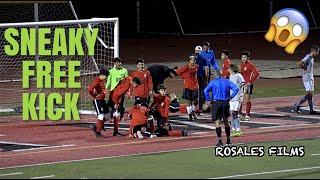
top-left (71, 0), bottom-right (320, 36)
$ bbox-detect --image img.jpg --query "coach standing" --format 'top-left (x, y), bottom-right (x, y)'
top-left (201, 41), bottom-right (218, 83)
top-left (194, 46), bottom-right (209, 116)
top-left (204, 71), bottom-right (239, 147)
top-left (147, 65), bottom-right (178, 94)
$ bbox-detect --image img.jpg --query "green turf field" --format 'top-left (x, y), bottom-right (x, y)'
top-left (1, 138), bottom-right (319, 179)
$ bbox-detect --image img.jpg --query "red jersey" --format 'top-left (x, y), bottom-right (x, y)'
top-left (240, 61), bottom-right (260, 83)
top-left (88, 76), bottom-right (106, 100)
top-left (131, 70), bottom-right (153, 98)
top-left (150, 94), bottom-right (170, 119)
top-left (128, 105), bottom-right (148, 127)
top-left (176, 64), bottom-right (199, 90)
top-left (110, 76), bottom-right (132, 104)
top-left (222, 58), bottom-right (231, 79)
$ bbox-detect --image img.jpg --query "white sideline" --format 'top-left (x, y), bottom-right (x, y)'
top-left (30, 175), bottom-right (55, 179)
top-left (209, 166), bottom-right (320, 179)
top-left (310, 153), bottom-right (320, 156)
top-left (0, 172), bottom-right (23, 177)
top-left (12, 144), bottom-right (76, 152)
top-left (169, 120), bottom-right (216, 130)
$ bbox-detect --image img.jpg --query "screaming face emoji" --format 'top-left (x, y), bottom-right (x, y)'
top-left (265, 8), bottom-right (309, 54)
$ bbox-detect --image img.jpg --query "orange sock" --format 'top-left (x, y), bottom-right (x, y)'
top-left (150, 125), bottom-right (155, 134)
top-left (168, 130), bottom-right (182, 136)
top-left (96, 120), bottom-right (103, 133)
top-left (246, 102), bottom-right (251, 116)
top-left (113, 117), bottom-right (119, 133)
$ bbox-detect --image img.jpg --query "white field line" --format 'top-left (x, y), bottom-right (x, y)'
top-left (30, 175), bottom-right (55, 179)
top-left (0, 172), bottom-right (23, 177)
top-left (12, 144), bottom-right (76, 152)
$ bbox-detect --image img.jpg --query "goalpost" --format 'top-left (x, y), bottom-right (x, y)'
top-left (0, 1), bottom-right (119, 115)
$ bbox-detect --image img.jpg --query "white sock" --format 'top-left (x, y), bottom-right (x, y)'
top-left (191, 105), bottom-right (197, 112)
top-left (186, 106), bottom-right (192, 115)
top-left (236, 128), bottom-right (240, 131)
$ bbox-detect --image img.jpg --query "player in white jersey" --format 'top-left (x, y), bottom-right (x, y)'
top-left (294, 45), bottom-right (319, 114)
top-left (228, 64), bottom-right (245, 136)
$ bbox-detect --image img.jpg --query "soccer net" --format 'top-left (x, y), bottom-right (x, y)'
top-left (0, 2), bottom-right (119, 115)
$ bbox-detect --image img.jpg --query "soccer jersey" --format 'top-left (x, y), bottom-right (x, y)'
top-left (176, 64), bottom-right (199, 90)
top-left (105, 67), bottom-right (128, 91)
top-left (229, 73), bottom-right (245, 102)
top-left (131, 70), bottom-right (153, 98)
top-left (110, 76), bottom-right (132, 104)
top-left (302, 54), bottom-right (314, 82)
top-left (150, 94), bottom-right (170, 119)
top-left (240, 61), bottom-right (259, 83)
top-left (88, 76), bottom-right (107, 100)
top-left (128, 105), bottom-right (149, 127)
top-left (222, 58), bottom-right (231, 79)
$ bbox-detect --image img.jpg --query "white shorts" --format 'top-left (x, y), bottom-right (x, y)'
top-left (230, 101), bottom-right (240, 111)
top-left (304, 80), bottom-right (314, 92)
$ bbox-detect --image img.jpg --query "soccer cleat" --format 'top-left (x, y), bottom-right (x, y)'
top-left (236, 131), bottom-right (243, 136)
top-left (230, 131), bottom-right (236, 137)
top-left (244, 116), bottom-right (250, 121)
top-left (96, 134), bottom-right (107, 138)
top-left (113, 132), bottom-right (125, 136)
top-left (136, 131), bottom-right (144, 139)
top-left (216, 141), bottom-right (223, 147)
top-left (91, 125), bottom-right (99, 137)
top-left (293, 103), bottom-right (301, 113)
top-left (226, 139), bottom-right (232, 146)
top-left (310, 110), bottom-right (317, 115)
top-left (198, 112), bottom-right (204, 116)
top-left (150, 134), bottom-right (157, 138)
top-left (239, 115), bottom-right (244, 121)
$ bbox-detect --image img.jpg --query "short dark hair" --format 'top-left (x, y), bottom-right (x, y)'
top-left (99, 69), bottom-right (109, 76)
top-left (157, 84), bottom-right (166, 91)
top-left (132, 77), bottom-right (141, 85)
top-left (222, 50), bottom-right (230, 57)
top-left (136, 58), bottom-right (144, 64)
top-left (189, 54), bottom-right (196, 61)
top-left (311, 45), bottom-right (319, 52)
top-left (229, 64), bottom-right (239, 73)
top-left (114, 57), bottom-right (122, 62)
top-left (203, 41), bottom-right (210, 47)
top-left (242, 51), bottom-right (251, 57)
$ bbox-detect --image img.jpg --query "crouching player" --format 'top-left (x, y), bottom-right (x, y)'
top-left (88, 69), bottom-right (110, 138)
top-left (128, 99), bottom-right (157, 139)
top-left (150, 84), bottom-right (188, 137)
top-left (229, 64), bottom-right (245, 137)
top-left (107, 76), bottom-right (142, 136)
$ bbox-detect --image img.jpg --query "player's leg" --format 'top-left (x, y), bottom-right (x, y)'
top-left (102, 100), bottom-right (111, 131)
top-left (222, 101), bottom-right (231, 145)
top-left (229, 101), bottom-right (236, 136)
top-left (197, 75), bottom-right (204, 116)
top-left (244, 84), bottom-right (253, 121)
top-left (91, 100), bottom-right (107, 138)
top-left (212, 101), bottom-right (223, 147)
top-left (191, 89), bottom-right (199, 120)
top-left (119, 96), bottom-right (125, 121)
top-left (294, 80), bottom-right (312, 113)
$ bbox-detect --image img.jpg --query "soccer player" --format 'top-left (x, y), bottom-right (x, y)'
top-left (105, 57), bottom-right (128, 121)
top-left (294, 45), bottom-right (319, 114)
top-left (127, 100), bottom-right (156, 139)
top-left (131, 58), bottom-right (153, 104)
top-left (201, 41), bottom-right (219, 83)
top-left (176, 55), bottom-right (199, 121)
top-left (194, 46), bottom-right (209, 116)
top-left (239, 51), bottom-right (260, 121)
top-left (221, 50), bottom-right (231, 79)
top-left (108, 76), bottom-right (141, 136)
top-left (229, 64), bottom-right (245, 137)
top-left (88, 69), bottom-right (110, 138)
top-left (147, 65), bottom-right (178, 94)
top-left (204, 70), bottom-right (239, 147)
top-left (149, 84), bottom-right (188, 137)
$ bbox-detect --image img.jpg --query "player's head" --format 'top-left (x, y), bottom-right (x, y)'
top-left (157, 84), bottom-right (167, 96)
top-left (136, 58), bottom-right (145, 71)
top-left (188, 55), bottom-right (196, 66)
top-left (229, 64), bottom-right (239, 75)
top-left (310, 45), bottom-right (319, 57)
top-left (114, 57), bottom-right (122, 68)
top-left (169, 66), bottom-right (178, 78)
top-left (99, 69), bottom-right (109, 80)
top-left (241, 51), bottom-right (250, 63)
top-left (202, 41), bottom-right (210, 52)
top-left (194, 46), bottom-right (202, 54)
top-left (131, 77), bottom-right (141, 87)
top-left (221, 50), bottom-right (230, 60)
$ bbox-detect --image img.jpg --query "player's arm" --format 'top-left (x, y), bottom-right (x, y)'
top-left (105, 71), bottom-right (112, 91)
top-left (211, 52), bottom-right (219, 70)
top-left (298, 54), bottom-right (310, 70)
top-left (147, 71), bottom-right (153, 95)
top-left (249, 64), bottom-right (260, 83)
top-left (204, 81), bottom-right (213, 102)
top-left (149, 95), bottom-right (156, 110)
top-left (164, 98), bottom-right (170, 118)
top-left (175, 65), bottom-right (187, 78)
top-left (88, 78), bottom-right (99, 98)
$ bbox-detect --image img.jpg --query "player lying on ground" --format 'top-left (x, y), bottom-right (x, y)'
top-left (88, 69), bottom-right (110, 138)
top-left (239, 51), bottom-right (260, 121)
top-left (228, 64), bottom-right (245, 137)
top-left (107, 76), bottom-right (142, 136)
top-left (149, 84), bottom-right (188, 137)
top-left (176, 55), bottom-right (200, 121)
top-left (127, 99), bottom-right (157, 139)
top-left (204, 70), bottom-right (239, 147)
top-left (294, 45), bottom-right (319, 114)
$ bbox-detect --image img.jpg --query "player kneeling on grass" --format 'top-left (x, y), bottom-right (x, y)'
top-left (294, 45), bottom-right (319, 115)
top-left (88, 69), bottom-right (110, 138)
top-left (128, 99), bottom-right (157, 139)
top-left (229, 64), bottom-right (245, 137)
top-left (149, 84), bottom-right (188, 137)
top-left (107, 76), bottom-right (142, 136)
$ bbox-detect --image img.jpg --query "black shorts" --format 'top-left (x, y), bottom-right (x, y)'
top-left (93, 99), bottom-right (110, 115)
top-left (170, 98), bottom-right (180, 113)
top-left (149, 110), bottom-right (166, 127)
top-left (182, 88), bottom-right (199, 101)
top-left (245, 83), bottom-right (254, 95)
top-left (211, 100), bottom-right (230, 121)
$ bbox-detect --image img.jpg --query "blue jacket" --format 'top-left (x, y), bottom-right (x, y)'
top-left (194, 53), bottom-right (208, 77)
top-left (201, 49), bottom-right (219, 71)
top-left (204, 77), bottom-right (239, 101)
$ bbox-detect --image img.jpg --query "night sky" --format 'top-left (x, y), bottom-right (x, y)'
top-left (71, 0), bottom-right (319, 36)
